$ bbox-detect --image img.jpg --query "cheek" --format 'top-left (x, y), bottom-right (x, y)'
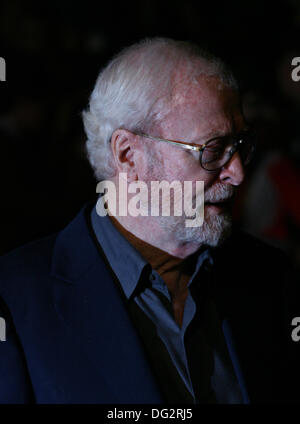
top-left (163, 154), bottom-right (215, 187)
top-left (143, 146), bottom-right (177, 181)
top-left (140, 145), bottom-right (217, 189)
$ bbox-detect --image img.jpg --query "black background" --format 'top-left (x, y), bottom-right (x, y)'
top-left (0, 0), bottom-right (299, 271)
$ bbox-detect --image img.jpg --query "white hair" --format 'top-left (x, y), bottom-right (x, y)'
top-left (82, 37), bottom-right (238, 181)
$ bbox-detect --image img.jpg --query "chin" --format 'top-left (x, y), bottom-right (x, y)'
top-left (200, 208), bottom-right (233, 247)
top-left (158, 210), bottom-right (233, 248)
top-left (192, 215), bottom-right (232, 247)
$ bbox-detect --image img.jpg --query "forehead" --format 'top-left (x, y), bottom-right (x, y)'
top-left (160, 75), bottom-right (243, 140)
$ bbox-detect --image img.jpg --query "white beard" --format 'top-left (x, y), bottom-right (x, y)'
top-left (143, 148), bottom-right (236, 248)
top-left (154, 183), bottom-right (235, 247)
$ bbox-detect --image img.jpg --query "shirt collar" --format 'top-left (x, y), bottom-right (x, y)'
top-left (91, 204), bottom-right (147, 299)
top-left (90, 198), bottom-right (214, 299)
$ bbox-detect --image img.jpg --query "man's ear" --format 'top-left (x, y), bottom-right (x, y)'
top-left (111, 129), bottom-right (138, 181)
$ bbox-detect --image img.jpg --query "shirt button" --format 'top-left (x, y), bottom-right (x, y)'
top-left (149, 274), bottom-right (155, 281)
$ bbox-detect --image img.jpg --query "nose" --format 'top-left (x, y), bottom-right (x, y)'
top-left (218, 152), bottom-right (245, 186)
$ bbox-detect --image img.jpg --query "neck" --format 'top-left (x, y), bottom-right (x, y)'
top-left (113, 214), bottom-right (201, 259)
top-left (102, 179), bottom-right (203, 259)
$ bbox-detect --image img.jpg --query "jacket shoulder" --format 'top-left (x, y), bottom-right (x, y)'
top-left (212, 229), bottom-right (292, 292)
top-left (219, 228), bottom-right (288, 265)
top-left (0, 234), bottom-right (58, 294)
top-left (0, 203), bottom-right (96, 302)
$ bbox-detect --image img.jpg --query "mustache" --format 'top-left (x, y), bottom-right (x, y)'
top-left (204, 184), bottom-right (236, 203)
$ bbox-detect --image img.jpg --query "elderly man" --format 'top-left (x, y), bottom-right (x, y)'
top-left (0, 38), bottom-right (296, 404)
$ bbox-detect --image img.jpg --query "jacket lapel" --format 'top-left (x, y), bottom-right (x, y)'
top-left (221, 318), bottom-right (250, 403)
top-left (213, 274), bottom-right (276, 404)
top-left (51, 204), bottom-right (163, 403)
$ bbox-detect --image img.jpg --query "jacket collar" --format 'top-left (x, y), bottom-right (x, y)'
top-left (50, 203), bottom-right (251, 403)
top-left (50, 203), bottom-right (163, 403)
top-left (50, 203), bottom-right (100, 284)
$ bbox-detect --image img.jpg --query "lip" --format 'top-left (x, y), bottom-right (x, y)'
top-left (205, 198), bottom-right (233, 210)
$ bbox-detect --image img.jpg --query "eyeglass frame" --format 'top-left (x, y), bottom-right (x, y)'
top-left (132, 129), bottom-right (256, 172)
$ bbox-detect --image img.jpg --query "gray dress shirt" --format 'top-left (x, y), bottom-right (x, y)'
top-left (91, 204), bottom-right (244, 404)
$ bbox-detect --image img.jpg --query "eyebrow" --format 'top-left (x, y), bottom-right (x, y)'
top-left (191, 126), bottom-right (250, 144)
top-left (189, 131), bottom-right (228, 145)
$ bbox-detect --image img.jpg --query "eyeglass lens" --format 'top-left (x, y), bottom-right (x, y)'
top-left (201, 132), bottom-right (255, 171)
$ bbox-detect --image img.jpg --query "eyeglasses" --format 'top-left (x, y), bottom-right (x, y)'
top-left (133, 129), bottom-right (256, 172)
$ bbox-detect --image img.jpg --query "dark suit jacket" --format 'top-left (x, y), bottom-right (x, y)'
top-left (0, 203), bottom-right (298, 403)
